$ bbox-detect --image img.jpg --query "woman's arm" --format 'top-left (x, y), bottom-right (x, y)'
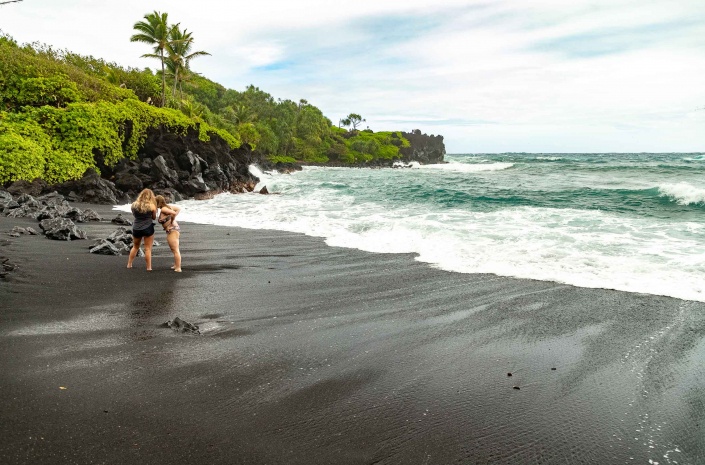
top-left (160, 206), bottom-right (178, 217)
top-left (151, 207), bottom-right (157, 219)
top-left (169, 205), bottom-right (181, 218)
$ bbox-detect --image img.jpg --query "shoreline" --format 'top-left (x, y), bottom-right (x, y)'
top-left (1, 203), bottom-right (704, 464)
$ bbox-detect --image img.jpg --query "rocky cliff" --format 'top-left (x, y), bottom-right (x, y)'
top-left (399, 130), bottom-right (446, 165)
top-left (4, 127), bottom-right (445, 203)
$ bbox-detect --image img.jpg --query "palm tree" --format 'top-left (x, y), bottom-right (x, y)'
top-left (130, 11), bottom-right (171, 106)
top-left (165, 27), bottom-right (210, 100)
top-left (222, 104), bottom-right (254, 125)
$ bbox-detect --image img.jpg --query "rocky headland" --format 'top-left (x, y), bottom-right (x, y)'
top-left (3, 127), bottom-right (445, 204)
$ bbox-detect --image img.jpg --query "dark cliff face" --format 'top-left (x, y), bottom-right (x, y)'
top-left (52, 125), bottom-right (262, 203)
top-left (399, 130), bottom-right (446, 164)
top-left (7, 126), bottom-right (446, 203)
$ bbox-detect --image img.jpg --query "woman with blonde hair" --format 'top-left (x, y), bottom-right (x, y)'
top-left (155, 195), bottom-right (182, 272)
top-left (127, 188), bottom-right (157, 271)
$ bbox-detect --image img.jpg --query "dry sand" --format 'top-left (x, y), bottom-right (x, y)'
top-left (0, 203), bottom-right (703, 464)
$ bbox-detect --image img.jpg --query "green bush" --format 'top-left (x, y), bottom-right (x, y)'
top-left (0, 131), bottom-right (46, 183)
top-left (0, 98), bottom-right (240, 184)
top-left (268, 155), bottom-right (297, 164)
top-left (0, 31), bottom-right (418, 183)
top-left (236, 122), bottom-right (260, 149)
top-left (15, 75), bottom-right (83, 107)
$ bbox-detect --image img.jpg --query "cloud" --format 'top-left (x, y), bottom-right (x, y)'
top-left (529, 17), bottom-right (705, 58)
top-left (1, 0), bottom-right (703, 152)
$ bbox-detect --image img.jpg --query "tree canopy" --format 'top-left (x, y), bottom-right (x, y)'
top-left (130, 11), bottom-right (173, 107)
top-left (0, 15), bottom-right (412, 185)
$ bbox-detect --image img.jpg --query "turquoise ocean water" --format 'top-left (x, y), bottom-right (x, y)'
top-left (175, 153), bottom-right (705, 302)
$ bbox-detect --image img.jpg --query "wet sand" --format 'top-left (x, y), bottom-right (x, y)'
top-left (1, 204), bottom-right (704, 464)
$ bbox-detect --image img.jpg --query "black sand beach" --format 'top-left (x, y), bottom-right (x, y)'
top-left (1, 204), bottom-right (704, 464)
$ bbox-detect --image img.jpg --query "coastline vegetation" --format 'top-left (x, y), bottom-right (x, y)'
top-left (0, 10), bottom-right (411, 185)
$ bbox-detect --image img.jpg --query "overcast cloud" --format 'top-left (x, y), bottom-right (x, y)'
top-left (1, 0), bottom-right (704, 152)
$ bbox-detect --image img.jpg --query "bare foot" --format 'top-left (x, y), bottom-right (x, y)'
top-left (127, 265), bottom-right (133, 269)
top-left (174, 268), bottom-right (182, 273)
top-left (170, 265), bottom-right (175, 269)
top-left (146, 268), bottom-right (152, 272)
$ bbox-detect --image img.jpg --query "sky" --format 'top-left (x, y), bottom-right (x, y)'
top-left (1, 0), bottom-right (704, 153)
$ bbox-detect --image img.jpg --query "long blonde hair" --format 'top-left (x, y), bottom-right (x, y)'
top-left (155, 195), bottom-right (169, 209)
top-left (132, 189), bottom-right (156, 213)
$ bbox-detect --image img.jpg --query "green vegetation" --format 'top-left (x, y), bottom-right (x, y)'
top-left (0, 11), bottom-right (410, 185)
top-left (0, 33), bottom-right (237, 184)
top-left (130, 11), bottom-right (173, 107)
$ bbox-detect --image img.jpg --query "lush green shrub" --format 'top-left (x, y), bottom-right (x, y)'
top-left (0, 38), bottom-right (136, 111)
top-left (268, 155), bottom-right (297, 164)
top-left (0, 31), bottom-right (418, 183)
top-left (342, 130), bottom-right (405, 162)
top-left (237, 122), bottom-right (260, 149)
top-left (15, 75), bottom-right (83, 108)
top-left (0, 98), bottom-right (240, 184)
top-left (253, 122), bottom-right (278, 155)
top-left (0, 128), bottom-right (46, 184)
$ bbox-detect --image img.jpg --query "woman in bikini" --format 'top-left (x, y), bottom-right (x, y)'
top-left (155, 195), bottom-right (182, 272)
top-left (127, 189), bottom-right (157, 271)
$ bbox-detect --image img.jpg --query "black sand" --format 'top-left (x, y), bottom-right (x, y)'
top-left (1, 204), bottom-right (704, 464)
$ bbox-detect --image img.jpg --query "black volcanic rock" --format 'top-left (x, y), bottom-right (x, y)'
top-left (52, 169), bottom-right (126, 205)
top-left (111, 214), bottom-right (132, 226)
top-left (152, 155), bottom-right (179, 187)
top-left (89, 239), bottom-right (124, 255)
top-left (114, 173), bottom-right (144, 193)
top-left (6, 179), bottom-right (47, 197)
top-left (21, 122), bottom-right (444, 204)
top-left (399, 130), bottom-right (446, 164)
top-left (39, 218), bottom-right (88, 241)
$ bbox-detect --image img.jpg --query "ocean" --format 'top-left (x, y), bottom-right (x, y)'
top-left (174, 153), bottom-right (705, 303)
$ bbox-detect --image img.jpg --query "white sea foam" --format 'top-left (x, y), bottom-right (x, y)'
top-left (118, 165), bottom-right (705, 303)
top-left (159, 169), bottom-right (705, 302)
top-left (423, 162), bottom-right (514, 173)
top-left (536, 156), bottom-right (563, 161)
top-left (658, 182), bottom-right (705, 205)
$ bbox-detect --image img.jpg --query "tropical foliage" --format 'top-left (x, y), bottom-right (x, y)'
top-left (130, 11), bottom-right (172, 107)
top-left (0, 33), bottom-right (237, 184)
top-left (0, 11), bottom-right (411, 185)
top-left (163, 27), bottom-right (210, 100)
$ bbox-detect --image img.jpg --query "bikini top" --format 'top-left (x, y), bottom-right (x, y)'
top-left (158, 215), bottom-right (170, 225)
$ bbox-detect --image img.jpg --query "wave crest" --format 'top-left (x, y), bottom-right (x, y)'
top-left (658, 182), bottom-right (705, 206)
top-left (426, 162), bottom-right (514, 173)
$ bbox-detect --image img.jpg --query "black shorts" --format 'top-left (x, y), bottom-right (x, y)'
top-left (132, 224), bottom-right (155, 238)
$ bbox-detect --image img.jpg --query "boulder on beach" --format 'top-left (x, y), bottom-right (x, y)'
top-left (82, 209), bottom-right (102, 222)
top-left (39, 218), bottom-right (88, 241)
top-left (0, 257), bottom-right (16, 279)
top-left (89, 239), bottom-right (124, 256)
top-left (0, 198), bottom-right (20, 213)
top-left (6, 179), bottom-right (47, 197)
top-left (111, 213), bottom-right (132, 226)
top-left (106, 227), bottom-right (133, 245)
top-left (36, 191), bottom-right (66, 207)
top-left (165, 317), bottom-right (200, 334)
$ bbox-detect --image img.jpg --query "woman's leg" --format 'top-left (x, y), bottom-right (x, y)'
top-left (167, 231), bottom-right (181, 272)
top-left (143, 235), bottom-right (154, 271)
top-left (127, 236), bottom-right (142, 268)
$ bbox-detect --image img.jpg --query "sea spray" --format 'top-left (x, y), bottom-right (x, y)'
top-left (658, 182), bottom-right (705, 206)
top-left (119, 153), bottom-right (705, 302)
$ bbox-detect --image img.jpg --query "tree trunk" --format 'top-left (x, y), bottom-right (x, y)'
top-left (160, 48), bottom-right (166, 107)
top-left (172, 68), bottom-right (178, 98)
